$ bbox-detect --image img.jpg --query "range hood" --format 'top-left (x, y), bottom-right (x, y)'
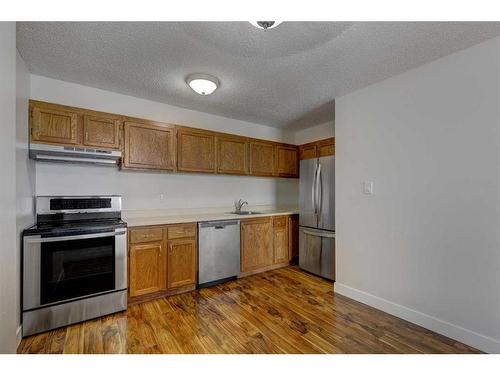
top-left (29, 143), bottom-right (121, 166)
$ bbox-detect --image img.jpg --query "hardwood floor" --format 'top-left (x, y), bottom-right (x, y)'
top-left (18, 266), bottom-right (480, 354)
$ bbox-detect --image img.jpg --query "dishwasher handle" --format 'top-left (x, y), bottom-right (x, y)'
top-left (199, 220), bottom-right (240, 229)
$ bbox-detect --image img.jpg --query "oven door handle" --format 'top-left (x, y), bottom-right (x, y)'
top-left (25, 229), bottom-right (127, 243)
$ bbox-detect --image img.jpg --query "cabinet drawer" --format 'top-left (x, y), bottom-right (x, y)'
top-left (130, 227), bottom-right (164, 244)
top-left (168, 224), bottom-right (196, 239)
top-left (273, 216), bottom-right (288, 228)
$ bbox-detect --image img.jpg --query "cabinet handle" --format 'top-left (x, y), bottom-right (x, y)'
top-left (169, 243), bottom-right (173, 255)
top-left (85, 132), bottom-right (89, 141)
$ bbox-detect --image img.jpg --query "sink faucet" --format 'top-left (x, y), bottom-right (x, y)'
top-left (234, 199), bottom-right (248, 213)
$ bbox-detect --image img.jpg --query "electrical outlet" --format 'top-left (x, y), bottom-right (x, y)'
top-left (363, 181), bottom-right (374, 195)
top-left (159, 194), bottom-right (164, 200)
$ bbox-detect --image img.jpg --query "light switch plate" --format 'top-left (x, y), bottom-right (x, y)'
top-left (363, 181), bottom-right (374, 195)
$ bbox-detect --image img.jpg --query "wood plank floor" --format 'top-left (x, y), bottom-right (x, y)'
top-left (18, 266), bottom-right (481, 354)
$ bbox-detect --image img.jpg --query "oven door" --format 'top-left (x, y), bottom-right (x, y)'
top-left (23, 229), bottom-right (127, 311)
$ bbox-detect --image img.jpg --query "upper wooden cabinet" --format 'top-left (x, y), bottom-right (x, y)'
top-left (83, 115), bottom-right (121, 149)
top-left (216, 135), bottom-right (249, 175)
top-left (299, 137), bottom-right (335, 160)
top-left (249, 141), bottom-right (275, 177)
top-left (241, 217), bottom-right (274, 272)
top-left (123, 120), bottom-right (175, 171)
top-left (318, 138), bottom-right (335, 157)
top-left (299, 144), bottom-right (317, 160)
top-left (177, 128), bottom-right (216, 173)
top-left (275, 145), bottom-right (299, 178)
top-left (29, 100), bottom-right (299, 178)
top-left (31, 105), bottom-right (79, 145)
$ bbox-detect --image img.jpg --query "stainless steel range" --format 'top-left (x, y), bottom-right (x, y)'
top-left (22, 196), bottom-right (127, 337)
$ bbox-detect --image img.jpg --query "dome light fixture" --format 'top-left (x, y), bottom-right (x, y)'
top-left (249, 21), bottom-right (283, 30)
top-left (186, 73), bottom-right (220, 95)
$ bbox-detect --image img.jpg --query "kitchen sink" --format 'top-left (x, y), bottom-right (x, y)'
top-left (230, 211), bottom-right (262, 215)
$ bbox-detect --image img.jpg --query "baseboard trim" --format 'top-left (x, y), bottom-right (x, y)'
top-left (334, 283), bottom-right (500, 354)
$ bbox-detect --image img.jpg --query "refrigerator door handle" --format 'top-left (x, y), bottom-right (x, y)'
top-left (312, 163), bottom-right (318, 215)
top-left (302, 228), bottom-right (336, 238)
top-left (316, 163), bottom-right (322, 219)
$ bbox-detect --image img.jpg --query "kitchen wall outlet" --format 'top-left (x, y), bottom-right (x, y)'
top-left (159, 194), bottom-right (165, 200)
top-left (363, 181), bottom-right (374, 195)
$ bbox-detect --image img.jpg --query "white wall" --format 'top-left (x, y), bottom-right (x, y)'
top-left (16, 51), bottom-right (34, 343)
top-left (0, 22), bottom-right (18, 354)
top-left (294, 120), bottom-right (334, 145)
top-left (36, 163), bottom-right (299, 210)
top-left (31, 76), bottom-right (299, 210)
top-left (335, 36), bottom-right (500, 353)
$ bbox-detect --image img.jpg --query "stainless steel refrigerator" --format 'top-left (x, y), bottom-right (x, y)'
top-left (299, 155), bottom-right (335, 280)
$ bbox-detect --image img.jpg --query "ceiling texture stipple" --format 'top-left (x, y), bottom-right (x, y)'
top-left (16, 22), bottom-right (500, 130)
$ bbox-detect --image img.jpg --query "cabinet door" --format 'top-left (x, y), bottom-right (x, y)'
top-left (275, 145), bottom-right (299, 177)
top-left (299, 144), bottom-right (317, 160)
top-left (273, 216), bottom-right (289, 264)
top-left (123, 121), bottom-right (175, 170)
top-left (83, 115), bottom-right (121, 149)
top-left (129, 241), bottom-right (165, 297)
top-left (288, 214), bottom-right (299, 262)
top-left (177, 128), bottom-right (216, 173)
top-left (249, 141), bottom-right (275, 177)
top-left (217, 135), bottom-right (248, 175)
top-left (31, 106), bottom-right (78, 145)
top-left (241, 217), bottom-right (273, 272)
top-left (318, 138), bottom-right (335, 157)
top-left (167, 239), bottom-right (197, 289)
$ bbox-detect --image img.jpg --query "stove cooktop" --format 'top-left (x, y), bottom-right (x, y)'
top-left (23, 219), bottom-right (127, 237)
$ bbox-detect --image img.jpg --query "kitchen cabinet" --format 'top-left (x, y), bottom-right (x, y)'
top-left (217, 135), bottom-right (249, 175)
top-left (28, 100), bottom-right (300, 178)
top-left (275, 145), bottom-right (299, 178)
top-left (31, 104), bottom-right (79, 145)
top-left (128, 223), bottom-right (197, 304)
top-left (177, 128), bottom-right (216, 173)
top-left (273, 216), bottom-right (290, 264)
top-left (299, 137), bottom-right (335, 160)
top-left (83, 115), bottom-right (121, 149)
top-left (249, 141), bottom-right (275, 177)
top-left (240, 217), bottom-right (274, 272)
top-left (129, 241), bottom-right (166, 297)
top-left (123, 120), bottom-right (175, 171)
top-left (318, 138), bottom-right (335, 157)
top-left (299, 144), bottom-right (317, 160)
top-left (288, 214), bottom-right (299, 263)
top-left (167, 238), bottom-right (197, 288)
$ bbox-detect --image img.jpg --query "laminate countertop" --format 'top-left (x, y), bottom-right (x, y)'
top-left (123, 206), bottom-right (299, 227)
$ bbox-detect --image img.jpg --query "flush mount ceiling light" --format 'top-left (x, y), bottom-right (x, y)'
top-left (249, 21), bottom-right (283, 30)
top-left (186, 73), bottom-right (220, 96)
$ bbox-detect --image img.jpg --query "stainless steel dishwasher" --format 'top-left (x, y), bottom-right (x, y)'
top-left (198, 220), bottom-right (240, 288)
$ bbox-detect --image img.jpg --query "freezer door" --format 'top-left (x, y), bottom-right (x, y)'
top-left (299, 158), bottom-right (318, 228)
top-left (299, 226), bottom-right (335, 280)
top-left (317, 155), bottom-right (335, 231)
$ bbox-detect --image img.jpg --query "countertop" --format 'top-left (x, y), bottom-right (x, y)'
top-left (122, 205), bottom-right (299, 227)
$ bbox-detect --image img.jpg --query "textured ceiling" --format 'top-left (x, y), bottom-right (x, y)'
top-left (17, 22), bottom-right (500, 129)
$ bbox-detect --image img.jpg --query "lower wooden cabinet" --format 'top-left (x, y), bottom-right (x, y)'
top-left (128, 223), bottom-right (197, 303)
top-left (273, 216), bottom-right (290, 264)
top-left (129, 241), bottom-right (166, 297)
top-left (167, 238), bottom-right (197, 288)
top-left (240, 214), bottom-right (298, 276)
top-left (240, 217), bottom-right (274, 272)
top-left (288, 214), bottom-right (299, 263)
